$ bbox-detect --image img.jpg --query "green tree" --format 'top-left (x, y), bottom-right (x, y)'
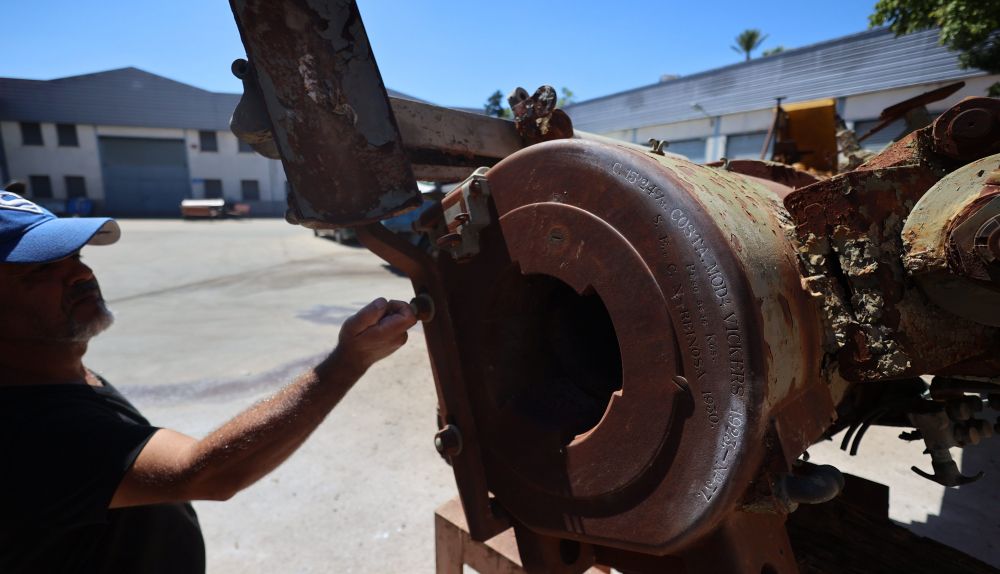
top-left (484, 90), bottom-right (510, 118)
top-left (762, 46), bottom-right (785, 57)
top-left (870, 0), bottom-right (1000, 96)
top-left (731, 29), bottom-right (769, 61)
top-left (557, 87), bottom-right (575, 108)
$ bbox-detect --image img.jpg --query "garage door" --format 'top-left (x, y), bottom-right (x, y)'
top-left (99, 137), bottom-right (190, 217)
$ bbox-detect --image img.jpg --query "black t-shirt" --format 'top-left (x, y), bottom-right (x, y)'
top-left (0, 378), bottom-right (206, 573)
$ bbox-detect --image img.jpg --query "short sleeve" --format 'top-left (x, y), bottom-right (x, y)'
top-left (0, 388), bottom-right (159, 528)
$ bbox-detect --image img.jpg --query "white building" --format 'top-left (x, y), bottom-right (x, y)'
top-left (563, 28), bottom-right (999, 163)
top-left (0, 67), bottom-right (415, 217)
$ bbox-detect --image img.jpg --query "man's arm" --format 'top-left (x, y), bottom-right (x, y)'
top-left (110, 297), bottom-right (417, 507)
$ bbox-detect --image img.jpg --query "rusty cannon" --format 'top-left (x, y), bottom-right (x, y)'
top-left (228, 1), bottom-right (1000, 571)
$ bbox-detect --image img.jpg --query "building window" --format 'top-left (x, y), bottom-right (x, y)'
top-left (725, 132), bottom-right (772, 160)
top-left (199, 131), bottom-right (218, 152)
top-left (241, 179), bottom-right (260, 201)
top-left (204, 179), bottom-right (223, 198)
top-left (65, 176), bottom-right (87, 199)
top-left (666, 138), bottom-right (707, 163)
top-left (57, 123), bottom-right (79, 147)
top-left (238, 139), bottom-right (253, 153)
top-left (28, 175), bottom-right (53, 198)
top-left (20, 122), bottom-right (43, 146)
top-left (853, 118), bottom-right (907, 152)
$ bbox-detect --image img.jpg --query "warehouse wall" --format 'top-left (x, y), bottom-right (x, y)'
top-left (2, 120), bottom-right (288, 216)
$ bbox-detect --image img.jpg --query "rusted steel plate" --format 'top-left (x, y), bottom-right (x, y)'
top-left (410, 139), bottom-right (826, 556)
top-left (230, 0), bottom-right (420, 227)
top-left (355, 222), bottom-right (510, 541)
top-left (392, 98), bottom-right (524, 164)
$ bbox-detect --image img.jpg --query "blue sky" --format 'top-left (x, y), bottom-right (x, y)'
top-left (3, 1), bottom-right (881, 109)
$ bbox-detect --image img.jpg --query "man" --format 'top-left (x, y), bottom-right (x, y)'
top-left (0, 189), bottom-right (418, 573)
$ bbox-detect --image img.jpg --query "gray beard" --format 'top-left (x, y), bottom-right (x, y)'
top-left (64, 301), bottom-right (115, 342)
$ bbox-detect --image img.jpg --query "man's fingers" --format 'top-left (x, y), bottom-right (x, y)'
top-left (380, 300), bottom-right (417, 329)
top-left (385, 299), bottom-right (413, 316)
top-left (377, 312), bottom-right (416, 334)
top-left (393, 331), bottom-right (408, 349)
top-left (344, 298), bottom-right (388, 334)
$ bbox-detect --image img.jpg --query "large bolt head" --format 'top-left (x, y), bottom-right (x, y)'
top-left (434, 424), bottom-right (463, 457)
top-left (949, 108), bottom-right (995, 141)
top-left (931, 98), bottom-right (1000, 160)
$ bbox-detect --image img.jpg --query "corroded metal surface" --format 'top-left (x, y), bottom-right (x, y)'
top-left (352, 97), bottom-right (1000, 573)
top-left (931, 97), bottom-right (1000, 162)
top-left (903, 154), bottom-right (1000, 327)
top-left (784, 100), bottom-right (1000, 382)
top-left (359, 137), bottom-right (835, 570)
top-left (229, 0), bottom-right (420, 226)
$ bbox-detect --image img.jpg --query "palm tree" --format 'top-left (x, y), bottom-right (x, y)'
top-left (731, 29), bottom-right (768, 61)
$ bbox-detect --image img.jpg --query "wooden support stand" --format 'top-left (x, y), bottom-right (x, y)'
top-left (435, 498), bottom-right (607, 574)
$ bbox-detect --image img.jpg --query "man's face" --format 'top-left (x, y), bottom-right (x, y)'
top-left (0, 252), bottom-right (114, 344)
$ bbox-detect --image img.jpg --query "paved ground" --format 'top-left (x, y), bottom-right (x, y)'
top-left (82, 219), bottom-right (998, 572)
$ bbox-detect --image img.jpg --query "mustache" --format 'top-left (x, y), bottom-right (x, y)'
top-left (68, 279), bottom-right (103, 302)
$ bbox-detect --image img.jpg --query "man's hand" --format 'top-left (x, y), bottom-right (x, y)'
top-left (334, 298), bottom-right (418, 374)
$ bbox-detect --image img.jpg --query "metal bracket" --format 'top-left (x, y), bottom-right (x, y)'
top-left (435, 167), bottom-right (493, 261)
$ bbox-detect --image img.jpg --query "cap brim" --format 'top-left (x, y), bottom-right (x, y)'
top-left (1, 217), bottom-right (120, 264)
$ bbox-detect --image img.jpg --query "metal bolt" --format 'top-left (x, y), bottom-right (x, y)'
top-left (408, 293), bottom-right (435, 323)
top-left (945, 396), bottom-right (983, 421)
top-left (469, 178), bottom-right (484, 195)
top-left (948, 108), bottom-right (995, 141)
top-left (954, 419), bottom-right (992, 446)
top-left (954, 423), bottom-right (982, 446)
top-left (930, 98), bottom-right (1000, 160)
top-left (231, 58), bottom-right (250, 80)
top-left (947, 400), bottom-right (973, 421)
top-left (647, 138), bottom-right (669, 155)
top-left (969, 418), bottom-right (994, 440)
top-left (434, 424), bottom-right (463, 457)
top-left (435, 233), bottom-right (462, 249)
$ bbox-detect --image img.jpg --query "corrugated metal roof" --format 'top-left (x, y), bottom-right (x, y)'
top-left (0, 67), bottom-right (422, 130)
top-left (564, 28), bottom-right (988, 134)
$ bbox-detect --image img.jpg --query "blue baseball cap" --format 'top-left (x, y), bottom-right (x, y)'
top-left (0, 191), bottom-right (120, 264)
